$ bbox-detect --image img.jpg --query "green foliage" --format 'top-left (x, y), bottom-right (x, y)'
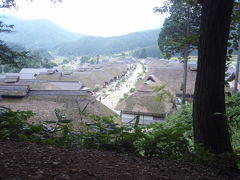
top-left (228, 1), bottom-right (240, 55)
top-left (55, 30), bottom-right (159, 56)
top-left (0, 45), bottom-right (56, 73)
top-left (155, 0), bottom-right (201, 59)
top-left (225, 93), bottom-right (240, 150)
top-left (123, 93), bottom-right (129, 99)
top-left (132, 46), bottom-right (162, 58)
top-left (152, 84), bottom-right (175, 105)
top-left (80, 56), bottom-right (91, 64)
top-left (0, 41), bottom-right (29, 67)
top-left (1, 100), bottom-right (240, 169)
top-left (130, 88), bottom-right (135, 93)
top-left (0, 106), bottom-right (78, 147)
top-left (137, 72), bottom-right (144, 80)
top-left (77, 113), bottom-right (143, 153)
top-left (93, 85), bottom-right (101, 92)
top-left (0, 106), bottom-right (34, 140)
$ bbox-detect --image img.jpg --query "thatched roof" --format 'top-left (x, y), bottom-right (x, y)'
top-left (6, 73), bottom-right (36, 80)
top-left (4, 75), bottom-right (19, 83)
top-left (0, 79), bottom-right (84, 91)
top-left (36, 63), bottom-right (128, 90)
top-left (47, 69), bottom-right (56, 74)
top-left (147, 60), bottom-right (196, 96)
top-left (116, 91), bottom-right (173, 115)
top-left (116, 60), bottom-right (196, 115)
top-left (48, 81), bottom-right (83, 90)
top-left (62, 70), bottom-right (74, 75)
top-left (0, 85), bottom-right (29, 97)
top-left (0, 95), bottom-right (119, 130)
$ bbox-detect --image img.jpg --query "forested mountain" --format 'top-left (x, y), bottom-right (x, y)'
top-left (0, 15), bottom-right (159, 56)
top-left (0, 15), bottom-right (84, 50)
top-left (53, 30), bottom-right (159, 56)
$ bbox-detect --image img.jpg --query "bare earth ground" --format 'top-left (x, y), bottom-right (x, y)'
top-left (0, 141), bottom-right (239, 180)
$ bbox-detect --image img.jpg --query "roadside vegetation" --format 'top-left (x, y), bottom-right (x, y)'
top-left (1, 93), bottom-right (240, 169)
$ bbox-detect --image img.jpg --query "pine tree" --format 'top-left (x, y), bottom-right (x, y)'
top-left (155, 0), bottom-right (201, 104)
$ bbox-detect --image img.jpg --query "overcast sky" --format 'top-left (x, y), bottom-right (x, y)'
top-left (0, 0), bottom-right (168, 37)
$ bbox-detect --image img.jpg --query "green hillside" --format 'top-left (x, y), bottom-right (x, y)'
top-left (53, 30), bottom-right (159, 56)
top-left (0, 15), bottom-right (84, 50)
top-left (0, 15), bottom-right (160, 57)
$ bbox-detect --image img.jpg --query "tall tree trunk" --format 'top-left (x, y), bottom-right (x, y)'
top-left (233, 43), bottom-right (240, 94)
top-left (193, 0), bottom-right (234, 155)
top-left (182, 48), bottom-right (188, 104)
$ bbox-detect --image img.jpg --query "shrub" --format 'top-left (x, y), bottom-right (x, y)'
top-left (130, 88), bottom-right (135, 93)
top-left (123, 93), bottom-right (129, 99)
top-left (93, 85), bottom-right (100, 92)
top-left (136, 105), bottom-right (192, 159)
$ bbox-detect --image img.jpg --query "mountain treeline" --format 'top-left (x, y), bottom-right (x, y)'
top-left (53, 30), bottom-right (159, 56)
top-left (0, 15), bottom-right (160, 57)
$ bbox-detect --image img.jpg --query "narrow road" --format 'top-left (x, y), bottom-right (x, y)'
top-left (97, 64), bottom-right (144, 114)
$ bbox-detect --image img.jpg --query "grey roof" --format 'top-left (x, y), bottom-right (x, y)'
top-left (0, 85), bottom-right (29, 96)
top-left (20, 68), bottom-right (48, 74)
top-left (62, 70), bottom-right (74, 75)
top-left (28, 90), bottom-right (91, 96)
top-left (4, 75), bottom-right (19, 83)
top-left (47, 69), bottom-right (56, 74)
top-left (6, 73), bottom-right (36, 80)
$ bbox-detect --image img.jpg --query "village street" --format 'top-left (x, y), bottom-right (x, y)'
top-left (97, 63), bottom-right (144, 114)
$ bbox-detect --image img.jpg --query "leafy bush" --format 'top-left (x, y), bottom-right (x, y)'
top-left (130, 88), bottom-right (135, 93)
top-left (136, 105), bottom-right (192, 159)
top-left (0, 106), bottom-right (35, 141)
top-left (226, 93), bottom-right (240, 151)
top-left (1, 99), bottom-right (240, 170)
top-left (78, 113), bottom-right (144, 154)
top-left (123, 93), bottom-right (129, 99)
top-left (0, 107), bottom-right (79, 147)
top-left (93, 85), bottom-right (101, 92)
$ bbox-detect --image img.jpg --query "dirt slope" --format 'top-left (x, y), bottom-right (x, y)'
top-left (0, 141), bottom-right (239, 180)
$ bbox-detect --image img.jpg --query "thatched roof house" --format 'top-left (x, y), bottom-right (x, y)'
top-left (147, 60), bottom-right (196, 97)
top-left (0, 78), bottom-right (119, 129)
top-left (0, 95), bottom-right (118, 130)
top-left (36, 63), bottom-right (128, 90)
top-left (8, 73), bottom-right (37, 80)
top-left (4, 75), bottom-right (19, 83)
top-left (0, 85), bottom-right (29, 97)
top-left (0, 78), bottom-right (84, 91)
top-left (20, 68), bottom-right (48, 74)
top-left (116, 60), bottom-right (197, 125)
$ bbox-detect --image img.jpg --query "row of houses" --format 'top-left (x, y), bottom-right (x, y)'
top-left (116, 60), bottom-right (197, 125)
top-left (36, 63), bottom-right (129, 91)
top-left (117, 59), bottom-right (240, 126)
top-left (0, 62), bottom-right (133, 128)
